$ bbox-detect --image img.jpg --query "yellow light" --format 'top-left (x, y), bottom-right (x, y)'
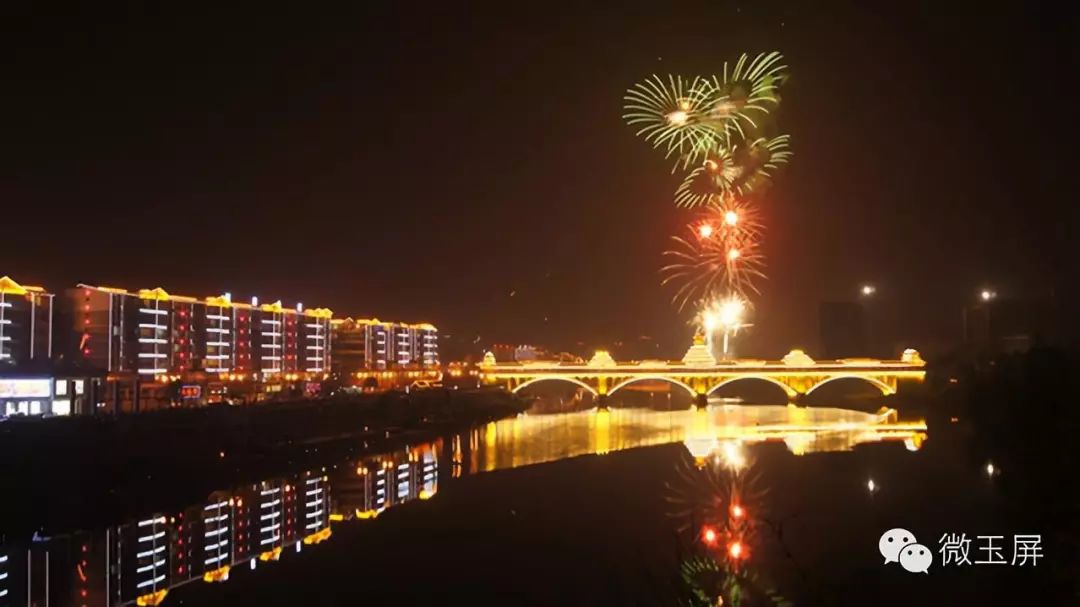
top-left (703, 312), bottom-right (717, 333)
top-left (720, 440), bottom-right (746, 470)
top-left (698, 224), bottom-right (714, 238)
top-left (202, 565), bottom-right (230, 583)
top-left (329, 513), bottom-right (345, 522)
top-left (861, 284), bottom-right (876, 296)
top-left (302, 528), bottom-right (332, 545)
top-left (666, 109), bottom-right (688, 125)
top-left (723, 210), bottom-right (738, 226)
top-left (259, 547), bottom-right (282, 562)
top-left (136, 590), bottom-right (169, 606)
top-left (717, 297), bottom-right (745, 328)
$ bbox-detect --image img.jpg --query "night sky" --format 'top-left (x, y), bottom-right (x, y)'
top-left (1, 3), bottom-right (1071, 359)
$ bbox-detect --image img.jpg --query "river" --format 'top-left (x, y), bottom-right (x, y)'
top-left (0, 400), bottom-right (1046, 605)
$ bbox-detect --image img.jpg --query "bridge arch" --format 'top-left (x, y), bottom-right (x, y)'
top-left (608, 376), bottom-right (697, 397)
top-left (707, 376), bottom-right (799, 399)
top-left (511, 376), bottom-right (598, 396)
top-left (805, 375), bottom-right (894, 396)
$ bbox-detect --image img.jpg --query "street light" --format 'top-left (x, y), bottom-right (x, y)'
top-left (980, 289), bottom-right (996, 302)
top-left (860, 284), bottom-right (876, 297)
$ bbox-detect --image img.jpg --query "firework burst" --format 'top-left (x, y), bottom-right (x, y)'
top-left (661, 198), bottom-right (766, 311)
top-left (623, 74), bottom-right (719, 170)
top-left (625, 51), bottom-right (791, 324)
top-left (674, 134), bottom-right (791, 208)
top-left (695, 51), bottom-right (787, 125)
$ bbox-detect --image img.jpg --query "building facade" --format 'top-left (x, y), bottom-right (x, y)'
top-left (0, 276), bottom-right (54, 365)
top-left (331, 318), bottom-right (439, 376)
top-left (69, 285), bottom-right (333, 411)
top-left (2, 273), bottom-right (441, 414)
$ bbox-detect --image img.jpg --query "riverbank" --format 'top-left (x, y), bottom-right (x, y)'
top-left (0, 388), bottom-right (528, 537)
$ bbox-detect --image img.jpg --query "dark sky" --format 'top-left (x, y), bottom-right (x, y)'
top-left (1, 2), bottom-right (1072, 358)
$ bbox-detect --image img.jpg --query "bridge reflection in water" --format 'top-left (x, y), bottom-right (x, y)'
top-left (0, 405), bottom-right (925, 605)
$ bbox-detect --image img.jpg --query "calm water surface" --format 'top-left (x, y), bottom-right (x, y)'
top-left (3, 402), bottom-right (1036, 605)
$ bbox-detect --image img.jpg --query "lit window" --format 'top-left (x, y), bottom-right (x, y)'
top-left (74, 380), bottom-right (85, 395)
top-left (55, 380), bottom-right (68, 396)
top-left (52, 399), bottom-right (71, 416)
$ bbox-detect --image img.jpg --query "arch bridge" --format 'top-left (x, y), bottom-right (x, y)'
top-left (480, 345), bottom-right (926, 407)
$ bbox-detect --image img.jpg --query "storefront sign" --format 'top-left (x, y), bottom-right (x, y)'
top-left (0, 379), bottom-right (51, 399)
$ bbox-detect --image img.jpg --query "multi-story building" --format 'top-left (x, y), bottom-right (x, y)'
top-left (68, 284), bottom-right (333, 411)
top-left (367, 321), bottom-right (391, 369)
top-left (391, 324), bottom-right (414, 366)
top-left (330, 318), bottom-right (439, 376)
top-left (0, 276), bottom-right (102, 418)
top-left (0, 276), bottom-right (55, 365)
top-left (489, 343), bottom-right (553, 363)
top-left (413, 323), bottom-right (439, 367)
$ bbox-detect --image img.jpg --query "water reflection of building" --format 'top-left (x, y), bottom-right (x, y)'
top-left (335, 443), bottom-right (441, 519)
top-left (0, 408), bottom-right (925, 604)
top-left (0, 466), bottom-right (336, 606)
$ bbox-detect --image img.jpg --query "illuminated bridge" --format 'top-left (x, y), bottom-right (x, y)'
top-left (479, 338), bottom-right (926, 407)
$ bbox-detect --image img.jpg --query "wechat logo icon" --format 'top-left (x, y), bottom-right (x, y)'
top-left (879, 528), bottom-right (932, 574)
